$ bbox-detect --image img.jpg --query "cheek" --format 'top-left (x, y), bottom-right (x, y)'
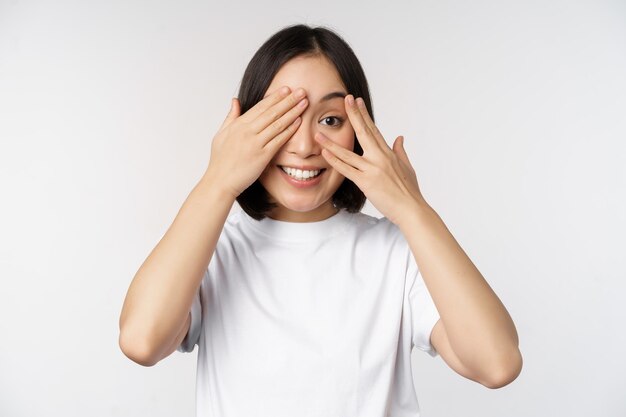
top-left (337, 130), bottom-right (355, 151)
top-left (258, 164), bottom-right (276, 186)
top-left (324, 125), bottom-right (355, 150)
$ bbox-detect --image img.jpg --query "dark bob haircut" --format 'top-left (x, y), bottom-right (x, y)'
top-left (235, 24), bottom-right (373, 220)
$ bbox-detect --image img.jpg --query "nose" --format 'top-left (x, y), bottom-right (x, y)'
top-left (285, 118), bottom-right (322, 159)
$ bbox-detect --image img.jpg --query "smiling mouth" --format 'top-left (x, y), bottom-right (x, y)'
top-left (278, 165), bottom-right (327, 181)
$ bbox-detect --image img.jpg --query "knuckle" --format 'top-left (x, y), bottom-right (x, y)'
top-left (287, 94), bottom-right (300, 107)
top-left (276, 129), bottom-right (293, 144)
top-left (270, 119), bottom-right (285, 132)
top-left (285, 107), bottom-right (299, 120)
top-left (267, 109), bottom-right (281, 122)
top-left (286, 119), bottom-right (299, 132)
top-left (266, 93), bottom-right (281, 104)
top-left (354, 124), bottom-right (366, 135)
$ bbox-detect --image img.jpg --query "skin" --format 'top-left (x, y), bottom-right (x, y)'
top-left (314, 94), bottom-right (523, 388)
top-left (257, 54), bottom-right (355, 223)
top-left (120, 51), bottom-right (523, 389)
top-left (118, 85), bottom-right (313, 366)
top-left (254, 53), bottom-right (522, 387)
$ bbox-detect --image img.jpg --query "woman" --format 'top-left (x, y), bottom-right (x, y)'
top-left (119, 23), bottom-right (522, 416)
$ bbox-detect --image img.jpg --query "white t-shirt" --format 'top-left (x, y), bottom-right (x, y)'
top-left (178, 207), bottom-right (441, 417)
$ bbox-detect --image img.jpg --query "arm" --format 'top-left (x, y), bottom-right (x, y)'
top-left (118, 173), bottom-right (235, 366)
top-left (399, 201), bottom-right (522, 389)
top-left (310, 94), bottom-right (522, 388)
top-left (118, 87), bottom-right (309, 366)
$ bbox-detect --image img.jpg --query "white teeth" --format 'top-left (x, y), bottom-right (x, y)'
top-left (280, 166), bottom-right (322, 180)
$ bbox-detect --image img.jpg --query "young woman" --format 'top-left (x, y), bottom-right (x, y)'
top-left (119, 24), bottom-right (522, 416)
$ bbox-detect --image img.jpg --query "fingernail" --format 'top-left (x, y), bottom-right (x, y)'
top-left (294, 88), bottom-right (306, 99)
top-left (347, 95), bottom-right (355, 106)
top-left (280, 86), bottom-right (290, 95)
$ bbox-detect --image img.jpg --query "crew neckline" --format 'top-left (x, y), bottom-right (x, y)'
top-left (239, 207), bottom-right (354, 243)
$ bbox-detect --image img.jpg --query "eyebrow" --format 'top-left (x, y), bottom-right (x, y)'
top-left (319, 91), bottom-right (346, 103)
top-left (263, 90), bottom-right (347, 102)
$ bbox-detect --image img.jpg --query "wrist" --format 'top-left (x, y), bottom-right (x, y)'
top-left (396, 197), bottom-right (437, 231)
top-left (200, 167), bottom-right (240, 198)
top-left (196, 173), bottom-right (238, 205)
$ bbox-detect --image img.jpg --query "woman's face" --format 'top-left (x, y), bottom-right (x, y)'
top-left (258, 54), bottom-right (355, 222)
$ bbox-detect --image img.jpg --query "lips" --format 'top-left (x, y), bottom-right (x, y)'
top-left (279, 165), bottom-right (326, 179)
top-left (277, 165), bottom-right (326, 188)
top-left (278, 164), bottom-right (326, 171)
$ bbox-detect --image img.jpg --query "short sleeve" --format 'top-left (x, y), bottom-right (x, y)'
top-left (407, 252), bottom-right (441, 357)
top-left (176, 268), bottom-right (207, 353)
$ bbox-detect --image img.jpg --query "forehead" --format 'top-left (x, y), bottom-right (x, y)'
top-left (266, 55), bottom-right (347, 99)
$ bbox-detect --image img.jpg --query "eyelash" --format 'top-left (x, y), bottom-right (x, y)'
top-left (320, 116), bottom-right (344, 128)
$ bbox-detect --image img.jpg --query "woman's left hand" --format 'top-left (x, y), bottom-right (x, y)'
top-left (314, 94), bottom-right (427, 225)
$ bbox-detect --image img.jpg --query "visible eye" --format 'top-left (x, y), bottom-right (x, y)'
top-left (320, 116), bottom-right (344, 127)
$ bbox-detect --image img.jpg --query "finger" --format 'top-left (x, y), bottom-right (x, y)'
top-left (219, 98), bottom-right (240, 131)
top-left (320, 146), bottom-right (362, 185)
top-left (393, 135), bottom-right (412, 168)
top-left (264, 116), bottom-right (302, 154)
top-left (251, 88), bottom-right (307, 134)
top-left (355, 97), bottom-right (390, 151)
top-left (344, 94), bottom-right (380, 154)
top-left (314, 132), bottom-right (369, 172)
top-left (238, 85), bottom-right (291, 123)
top-left (258, 94), bottom-right (308, 144)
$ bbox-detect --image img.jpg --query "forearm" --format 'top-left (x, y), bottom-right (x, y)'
top-left (398, 200), bottom-right (520, 377)
top-left (119, 173), bottom-right (235, 365)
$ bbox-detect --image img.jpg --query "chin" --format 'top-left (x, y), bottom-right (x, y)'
top-left (277, 200), bottom-right (322, 213)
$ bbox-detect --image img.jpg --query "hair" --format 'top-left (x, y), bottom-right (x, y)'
top-left (235, 23), bottom-right (373, 220)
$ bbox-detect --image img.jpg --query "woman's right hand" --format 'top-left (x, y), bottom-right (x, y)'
top-left (203, 86), bottom-right (309, 199)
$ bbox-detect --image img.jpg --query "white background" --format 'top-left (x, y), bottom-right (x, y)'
top-left (1, 0), bottom-right (625, 416)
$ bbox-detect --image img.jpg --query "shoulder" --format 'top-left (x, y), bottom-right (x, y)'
top-left (343, 211), bottom-right (407, 246)
top-left (221, 209), bottom-right (250, 236)
top-left (353, 210), bottom-right (402, 233)
top-left (211, 209), bottom-right (249, 252)
top-left (344, 210), bottom-right (386, 228)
